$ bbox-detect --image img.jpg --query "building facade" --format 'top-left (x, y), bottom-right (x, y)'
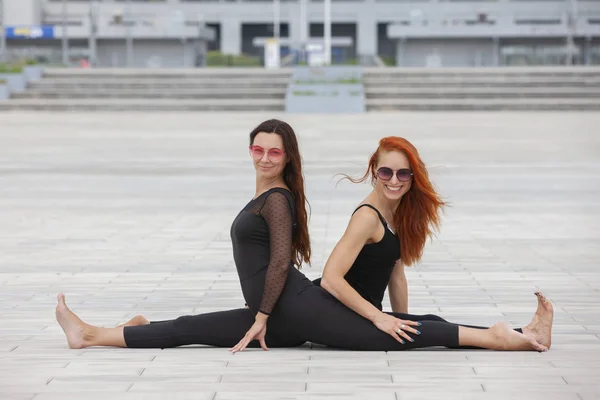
top-left (2, 0), bottom-right (599, 67)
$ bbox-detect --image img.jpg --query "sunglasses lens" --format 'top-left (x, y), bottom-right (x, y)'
top-left (250, 146), bottom-right (264, 158)
top-left (397, 171), bottom-right (413, 182)
top-left (268, 149), bottom-right (284, 159)
top-left (377, 168), bottom-right (393, 180)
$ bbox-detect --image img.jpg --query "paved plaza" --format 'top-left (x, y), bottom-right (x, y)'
top-left (0, 111), bottom-right (599, 400)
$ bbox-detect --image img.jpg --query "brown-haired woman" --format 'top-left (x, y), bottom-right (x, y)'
top-left (314, 136), bottom-right (552, 349)
top-left (55, 123), bottom-right (551, 352)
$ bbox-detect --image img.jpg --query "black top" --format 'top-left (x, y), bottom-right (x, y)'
top-left (314, 204), bottom-right (401, 311)
top-left (230, 188), bottom-right (296, 315)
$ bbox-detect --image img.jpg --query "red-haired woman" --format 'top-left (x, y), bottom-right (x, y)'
top-left (55, 126), bottom-right (551, 352)
top-left (313, 136), bottom-right (552, 349)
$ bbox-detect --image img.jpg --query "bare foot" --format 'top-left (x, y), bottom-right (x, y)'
top-left (490, 322), bottom-right (548, 352)
top-left (522, 292), bottom-right (554, 349)
top-left (55, 293), bottom-right (93, 349)
top-left (117, 315), bottom-right (150, 328)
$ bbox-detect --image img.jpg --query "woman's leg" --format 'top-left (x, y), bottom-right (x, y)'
top-left (56, 293), bottom-right (305, 349)
top-left (458, 323), bottom-right (546, 351)
top-left (385, 311), bottom-right (522, 333)
top-left (56, 294), bottom-right (127, 348)
top-left (383, 312), bottom-right (525, 350)
top-left (387, 292), bottom-right (552, 349)
top-left (292, 286), bottom-right (549, 351)
top-left (520, 292), bottom-right (553, 348)
top-left (116, 315), bottom-right (150, 328)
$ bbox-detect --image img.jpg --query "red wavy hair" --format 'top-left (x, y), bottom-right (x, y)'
top-left (345, 137), bottom-right (445, 266)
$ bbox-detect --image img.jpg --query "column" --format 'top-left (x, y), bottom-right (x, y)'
top-left (357, 2), bottom-right (377, 60)
top-left (221, 18), bottom-right (241, 55)
top-left (289, 1), bottom-right (303, 51)
top-left (492, 37), bottom-right (500, 66)
top-left (396, 38), bottom-right (405, 67)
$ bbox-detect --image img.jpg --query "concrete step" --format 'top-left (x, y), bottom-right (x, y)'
top-left (365, 83), bottom-right (600, 90)
top-left (362, 66), bottom-right (600, 76)
top-left (33, 76), bottom-right (289, 85)
top-left (14, 88), bottom-right (286, 99)
top-left (0, 98), bottom-right (284, 111)
top-left (13, 93), bottom-right (285, 100)
top-left (364, 74), bottom-right (600, 80)
top-left (366, 97), bottom-right (600, 111)
top-left (43, 67), bottom-right (293, 78)
top-left (365, 87), bottom-right (600, 99)
top-left (364, 77), bottom-right (600, 85)
top-left (28, 83), bottom-right (289, 91)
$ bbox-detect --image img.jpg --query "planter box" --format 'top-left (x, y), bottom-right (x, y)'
top-left (0, 73), bottom-right (27, 92)
top-left (24, 65), bottom-right (44, 81)
top-left (286, 67), bottom-right (365, 114)
top-left (0, 84), bottom-right (9, 100)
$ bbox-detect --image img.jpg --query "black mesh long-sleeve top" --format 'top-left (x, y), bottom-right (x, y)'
top-left (230, 188), bottom-right (296, 315)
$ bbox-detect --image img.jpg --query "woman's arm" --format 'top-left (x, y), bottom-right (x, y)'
top-left (320, 207), bottom-right (384, 322)
top-left (256, 191), bottom-right (294, 316)
top-left (230, 191), bottom-right (293, 353)
top-left (321, 208), bottom-right (420, 343)
top-left (388, 261), bottom-right (408, 313)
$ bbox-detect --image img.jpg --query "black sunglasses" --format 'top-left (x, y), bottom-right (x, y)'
top-left (376, 167), bottom-right (413, 182)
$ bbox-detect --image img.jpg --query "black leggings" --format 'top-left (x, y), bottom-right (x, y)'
top-left (124, 271), bottom-right (522, 350)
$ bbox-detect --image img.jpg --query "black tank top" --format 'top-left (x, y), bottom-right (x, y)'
top-left (230, 188), bottom-right (300, 315)
top-left (314, 204), bottom-right (401, 311)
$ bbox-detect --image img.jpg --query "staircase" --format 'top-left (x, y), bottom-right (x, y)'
top-left (1, 68), bottom-right (292, 111)
top-left (364, 67), bottom-right (600, 111)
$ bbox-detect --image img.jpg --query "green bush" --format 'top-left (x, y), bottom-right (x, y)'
top-left (381, 56), bottom-right (396, 67)
top-left (342, 58), bottom-right (360, 65)
top-left (0, 63), bottom-right (24, 73)
top-left (206, 51), bottom-right (261, 67)
top-left (292, 90), bottom-right (317, 96)
top-left (293, 77), bottom-right (362, 85)
top-left (0, 58), bottom-right (41, 73)
top-left (0, 79), bottom-right (6, 84)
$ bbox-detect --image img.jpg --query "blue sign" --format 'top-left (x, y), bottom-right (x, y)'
top-left (5, 26), bottom-right (55, 39)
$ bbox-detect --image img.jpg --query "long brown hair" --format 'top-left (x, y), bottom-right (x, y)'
top-left (249, 119), bottom-right (311, 267)
top-left (344, 137), bottom-right (445, 266)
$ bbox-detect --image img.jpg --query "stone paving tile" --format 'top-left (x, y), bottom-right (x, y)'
top-left (397, 394), bottom-right (582, 400)
top-left (0, 112), bottom-right (598, 398)
top-left (215, 394), bottom-right (396, 400)
top-left (33, 394), bottom-right (215, 400)
top-left (578, 393), bottom-right (600, 400)
top-left (0, 395), bottom-right (35, 400)
top-left (130, 382), bottom-right (307, 392)
top-left (307, 381), bottom-right (485, 392)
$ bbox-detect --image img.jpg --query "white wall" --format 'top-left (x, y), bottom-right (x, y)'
top-left (5, 0), bottom-right (40, 26)
top-left (97, 39), bottom-right (197, 68)
top-left (397, 39), bottom-right (497, 67)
